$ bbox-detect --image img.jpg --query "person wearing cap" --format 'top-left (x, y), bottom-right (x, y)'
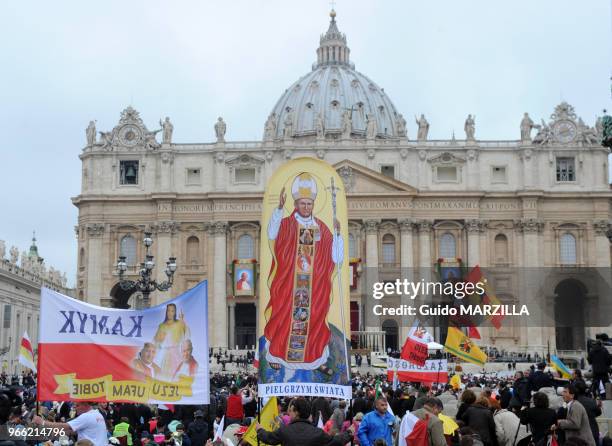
top-left (411, 397), bottom-right (447, 446)
top-left (33, 401), bottom-right (107, 446)
top-left (263, 172), bottom-right (344, 375)
top-left (187, 410), bottom-right (208, 446)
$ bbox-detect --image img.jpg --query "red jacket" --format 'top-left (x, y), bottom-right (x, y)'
top-left (226, 394), bottom-right (244, 420)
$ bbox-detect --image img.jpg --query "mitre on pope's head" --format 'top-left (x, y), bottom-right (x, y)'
top-left (291, 173), bottom-right (317, 201)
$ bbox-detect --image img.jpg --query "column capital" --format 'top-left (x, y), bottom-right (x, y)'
top-left (513, 218), bottom-right (544, 233)
top-left (209, 221), bottom-right (229, 235)
top-left (398, 218), bottom-right (415, 233)
top-left (415, 220), bottom-right (433, 233)
top-left (593, 219), bottom-right (611, 236)
top-left (151, 220), bottom-right (180, 234)
top-left (465, 219), bottom-right (486, 233)
top-left (363, 219), bottom-right (380, 234)
top-left (85, 223), bottom-right (105, 238)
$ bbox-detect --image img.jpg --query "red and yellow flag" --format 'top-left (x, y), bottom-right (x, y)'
top-left (444, 327), bottom-right (487, 367)
top-left (465, 266), bottom-right (505, 330)
top-left (19, 331), bottom-right (36, 372)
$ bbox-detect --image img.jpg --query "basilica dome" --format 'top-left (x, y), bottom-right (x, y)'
top-left (264, 11), bottom-right (405, 140)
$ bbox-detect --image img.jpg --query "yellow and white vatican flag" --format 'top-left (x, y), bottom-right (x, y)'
top-left (18, 331), bottom-right (36, 372)
top-left (242, 397), bottom-right (279, 446)
top-left (258, 158), bottom-right (351, 399)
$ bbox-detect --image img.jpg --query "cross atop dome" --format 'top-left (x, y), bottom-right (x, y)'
top-left (315, 9), bottom-right (353, 69)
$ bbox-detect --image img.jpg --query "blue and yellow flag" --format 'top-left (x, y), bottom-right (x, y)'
top-left (550, 354), bottom-right (571, 379)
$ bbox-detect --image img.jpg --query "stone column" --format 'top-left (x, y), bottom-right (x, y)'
top-left (399, 219), bottom-right (415, 338)
top-left (363, 219), bottom-right (380, 330)
top-left (228, 301), bottom-right (236, 349)
top-left (85, 224), bottom-right (105, 306)
top-left (466, 149), bottom-right (480, 190)
top-left (210, 221), bottom-right (228, 348)
top-left (417, 220), bottom-right (433, 270)
top-left (254, 300), bottom-right (259, 350)
top-left (0, 303), bottom-right (6, 354)
top-left (518, 218), bottom-right (545, 349)
top-left (159, 151), bottom-right (175, 191)
top-left (593, 221), bottom-right (611, 267)
top-left (152, 221), bottom-right (178, 307)
top-left (520, 149), bottom-right (534, 189)
top-left (416, 220), bottom-right (434, 333)
top-left (214, 152), bottom-right (225, 192)
top-left (466, 219), bottom-right (484, 267)
top-left (521, 218), bottom-right (543, 267)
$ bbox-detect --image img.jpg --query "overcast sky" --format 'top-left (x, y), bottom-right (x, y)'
top-left (1, 0), bottom-right (610, 287)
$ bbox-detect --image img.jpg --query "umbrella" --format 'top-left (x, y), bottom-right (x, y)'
top-left (427, 341), bottom-right (444, 350)
top-left (438, 414), bottom-right (459, 435)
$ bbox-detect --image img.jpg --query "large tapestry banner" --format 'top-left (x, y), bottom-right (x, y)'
top-left (37, 282), bottom-right (209, 404)
top-left (258, 158), bottom-right (351, 399)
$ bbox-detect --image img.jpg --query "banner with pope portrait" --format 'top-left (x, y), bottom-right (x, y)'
top-left (37, 282), bottom-right (209, 404)
top-left (258, 158), bottom-right (351, 399)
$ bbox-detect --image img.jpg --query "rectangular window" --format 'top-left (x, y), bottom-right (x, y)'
top-left (3, 305), bottom-right (11, 329)
top-left (186, 168), bottom-right (201, 185)
top-left (436, 166), bottom-right (457, 182)
top-left (380, 165), bottom-right (395, 179)
top-left (556, 157), bottom-right (575, 182)
top-left (235, 168), bottom-right (256, 183)
top-left (119, 160), bottom-right (139, 185)
top-left (491, 166), bottom-right (507, 183)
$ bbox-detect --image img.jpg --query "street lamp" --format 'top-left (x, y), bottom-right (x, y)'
top-left (116, 231), bottom-right (177, 308)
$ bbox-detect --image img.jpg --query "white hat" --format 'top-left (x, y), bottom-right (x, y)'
top-left (291, 173), bottom-right (317, 200)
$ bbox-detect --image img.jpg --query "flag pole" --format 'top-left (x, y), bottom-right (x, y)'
top-left (257, 397), bottom-right (261, 446)
top-left (328, 177), bottom-right (350, 383)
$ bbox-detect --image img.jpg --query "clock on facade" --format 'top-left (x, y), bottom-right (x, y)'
top-left (553, 120), bottom-right (577, 143)
top-left (118, 125), bottom-right (142, 146)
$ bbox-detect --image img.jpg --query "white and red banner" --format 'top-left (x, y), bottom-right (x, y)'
top-left (399, 319), bottom-right (433, 366)
top-left (387, 358), bottom-right (448, 384)
top-left (38, 282), bottom-right (209, 404)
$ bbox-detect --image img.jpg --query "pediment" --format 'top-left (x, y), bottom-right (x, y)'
top-left (333, 160), bottom-right (417, 194)
top-left (225, 154), bottom-right (265, 168)
top-left (427, 152), bottom-right (466, 164)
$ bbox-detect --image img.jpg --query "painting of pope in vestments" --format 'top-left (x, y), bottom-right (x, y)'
top-left (258, 158), bottom-right (351, 397)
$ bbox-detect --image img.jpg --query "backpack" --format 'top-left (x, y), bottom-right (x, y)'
top-left (407, 414), bottom-right (430, 446)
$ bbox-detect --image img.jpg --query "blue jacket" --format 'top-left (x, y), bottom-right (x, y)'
top-left (357, 410), bottom-right (394, 446)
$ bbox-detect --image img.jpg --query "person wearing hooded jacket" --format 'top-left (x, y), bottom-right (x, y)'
top-left (187, 410), bottom-right (208, 446)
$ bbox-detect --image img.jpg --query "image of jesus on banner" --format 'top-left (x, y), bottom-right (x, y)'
top-left (264, 173), bottom-right (344, 374)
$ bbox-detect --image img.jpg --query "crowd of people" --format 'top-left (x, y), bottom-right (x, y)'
top-left (0, 341), bottom-right (609, 446)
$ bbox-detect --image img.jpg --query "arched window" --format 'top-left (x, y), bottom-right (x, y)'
top-left (439, 233), bottom-right (456, 258)
top-left (348, 233), bottom-right (357, 258)
top-left (237, 234), bottom-right (254, 259)
top-left (494, 234), bottom-right (508, 263)
top-left (120, 235), bottom-right (137, 265)
top-left (559, 233), bottom-right (577, 264)
top-left (186, 236), bottom-right (200, 264)
top-left (381, 234), bottom-right (396, 264)
top-left (79, 248), bottom-right (85, 268)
